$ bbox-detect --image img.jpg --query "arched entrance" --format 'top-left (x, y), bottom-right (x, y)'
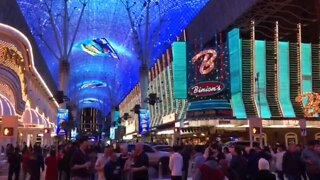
top-left (285, 132), bottom-right (298, 147)
top-left (19, 108), bottom-right (54, 146)
top-left (0, 93), bottom-right (18, 146)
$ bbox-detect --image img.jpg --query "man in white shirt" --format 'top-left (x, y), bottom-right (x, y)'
top-left (169, 146), bottom-right (183, 180)
top-left (95, 146), bottom-right (112, 180)
top-left (271, 145), bottom-right (285, 180)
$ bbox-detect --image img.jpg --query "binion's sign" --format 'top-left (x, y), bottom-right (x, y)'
top-left (187, 41), bottom-right (230, 101)
top-left (189, 81), bottom-right (225, 96)
top-left (192, 49), bottom-right (217, 75)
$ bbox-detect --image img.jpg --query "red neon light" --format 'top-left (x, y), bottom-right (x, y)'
top-left (192, 49), bottom-right (217, 75)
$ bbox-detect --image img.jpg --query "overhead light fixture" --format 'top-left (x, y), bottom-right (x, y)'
top-left (144, 93), bottom-right (162, 105)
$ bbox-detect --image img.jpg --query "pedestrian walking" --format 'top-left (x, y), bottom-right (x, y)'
top-left (253, 158), bottom-right (276, 180)
top-left (169, 146), bottom-right (183, 180)
top-left (45, 149), bottom-right (58, 180)
top-left (301, 140), bottom-right (320, 180)
top-left (8, 147), bottom-right (21, 180)
top-left (28, 145), bottom-right (44, 180)
top-left (95, 146), bottom-right (112, 180)
top-left (271, 145), bottom-right (285, 180)
top-left (104, 152), bottom-right (121, 180)
top-left (70, 137), bottom-right (91, 180)
top-left (130, 143), bottom-right (149, 180)
top-left (282, 143), bottom-right (302, 180)
top-left (194, 144), bottom-right (225, 180)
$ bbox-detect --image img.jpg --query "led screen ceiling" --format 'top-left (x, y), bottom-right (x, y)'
top-left (17, 0), bottom-right (209, 114)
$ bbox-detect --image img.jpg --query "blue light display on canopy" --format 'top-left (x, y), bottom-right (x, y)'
top-left (16, 0), bottom-right (209, 114)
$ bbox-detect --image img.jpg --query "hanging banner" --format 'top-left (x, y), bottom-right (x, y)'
top-left (56, 109), bottom-right (69, 136)
top-left (138, 109), bottom-right (150, 134)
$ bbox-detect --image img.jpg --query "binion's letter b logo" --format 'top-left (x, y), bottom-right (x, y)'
top-left (192, 49), bottom-right (217, 75)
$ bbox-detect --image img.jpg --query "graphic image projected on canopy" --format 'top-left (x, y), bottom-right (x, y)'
top-left (81, 38), bottom-right (119, 59)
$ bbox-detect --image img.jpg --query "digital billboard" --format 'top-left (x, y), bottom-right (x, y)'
top-left (56, 108), bottom-right (69, 136)
top-left (186, 39), bottom-right (232, 118)
top-left (187, 42), bottom-right (230, 101)
top-left (138, 109), bottom-right (150, 134)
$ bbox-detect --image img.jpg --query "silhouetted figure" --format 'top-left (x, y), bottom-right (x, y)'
top-left (28, 145), bottom-right (44, 180)
top-left (8, 147), bottom-right (21, 180)
top-left (254, 158), bottom-right (276, 180)
top-left (283, 143), bottom-right (302, 180)
top-left (45, 149), bottom-right (58, 180)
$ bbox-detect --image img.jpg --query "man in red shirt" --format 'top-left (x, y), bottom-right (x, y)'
top-left (45, 149), bottom-right (58, 180)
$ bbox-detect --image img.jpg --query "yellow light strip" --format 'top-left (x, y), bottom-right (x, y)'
top-left (274, 21), bottom-right (282, 116)
top-left (251, 20), bottom-right (259, 116)
top-left (0, 23), bottom-right (59, 107)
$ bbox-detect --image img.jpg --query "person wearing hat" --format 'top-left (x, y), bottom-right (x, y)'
top-left (253, 158), bottom-right (276, 180)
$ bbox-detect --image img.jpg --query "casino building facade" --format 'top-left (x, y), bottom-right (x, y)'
top-left (0, 23), bottom-right (58, 146)
top-left (118, 0), bottom-right (320, 146)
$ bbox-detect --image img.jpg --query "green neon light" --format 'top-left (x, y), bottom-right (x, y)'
top-left (278, 42), bottom-right (295, 117)
top-left (172, 42), bottom-right (187, 99)
top-left (254, 40), bottom-right (271, 118)
top-left (300, 43), bottom-right (317, 116)
top-left (227, 28), bottom-right (247, 118)
top-left (301, 43), bottom-right (312, 106)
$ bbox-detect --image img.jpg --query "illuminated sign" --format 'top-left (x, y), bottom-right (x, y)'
top-left (187, 109), bottom-right (233, 118)
top-left (252, 127), bottom-right (261, 134)
top-left (187, 42), bottom-right (230, 102)
top-left (56, 109), bottom-right (68, 136)
top-left (3, 127), bottom-right (13, 136)
top-left (110, 127), bottom-right (115, 140)
top-left (189, 81), bottom-right (225, 96)
top-left (192, 49), bottom-right (217, 75)
top-left (139, 109), bottom-right (150, 134)
top-left (81, 38), bottom-right (119, 59)
top-left (44, 128), bottom-right (50, 134)
top-left (0, 47), bottom-right (23, 66)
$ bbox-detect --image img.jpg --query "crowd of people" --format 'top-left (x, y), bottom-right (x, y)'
top-left (183, 140), bottom-right (320, 180)
top-left (2, 138), bottom-right (320, 180)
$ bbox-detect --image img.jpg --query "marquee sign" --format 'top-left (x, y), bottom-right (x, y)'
top-left (189, 81), bottom-right (225, 96)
